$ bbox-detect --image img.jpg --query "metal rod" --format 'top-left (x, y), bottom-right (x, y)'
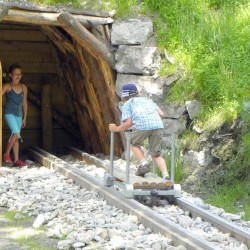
top-left (110, 131), bottom-right (114, 180)
top-left (171, 133), bottom-right (176, 182)
top-left (125, 131), bottom-right (131, 184)
top-left (152, 160), bottom-right (156, 175)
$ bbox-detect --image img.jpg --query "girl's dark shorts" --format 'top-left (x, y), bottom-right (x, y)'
top-left (131, 129), bottom-right (163, 157)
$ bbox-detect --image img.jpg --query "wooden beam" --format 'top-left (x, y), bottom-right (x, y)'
top-left (41, 84), bottom-right (53, 152)
top-left (58, 12), bottom-right (115, 69)
top-left (0, 6), bottom-right (9, 22)
top-left (0, 61), bottom-right (2, 166)
top-left (0, 30), bottom-right (48, 41)
top-left (41, 26), bottom-right (76, 56)
top-left (2, 9), bottom-right (113, 27)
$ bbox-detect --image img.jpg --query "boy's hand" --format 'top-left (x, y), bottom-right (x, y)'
top-left (109, 124), bottom-right (118, 132)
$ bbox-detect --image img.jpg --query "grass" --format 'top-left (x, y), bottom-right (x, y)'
top-left (17, 236), bottom-right (55, 250)
top-left (1, 209), bottom-right (57, 249)
top-left (206, 181), bottom-right (250, 220)
top-left (2, 210), bottom-right (30, 221)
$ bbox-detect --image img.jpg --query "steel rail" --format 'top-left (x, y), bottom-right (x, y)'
top-left (28, 146), bottom-right (216, 250)
top-left (67, 146), bottom-right (250, 248)
top-left (175, 197), bottom-right (250, 247)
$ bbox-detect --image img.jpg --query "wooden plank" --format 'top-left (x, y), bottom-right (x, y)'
top-left (0, 61), bottom-right (2, 165)
top-left (79, 47), bottom-right (123, 155)
top-left (0, 51), bottom-right (52, 63)
top-left (0, 23), bottom-right (38, 30)
top-left (49, 42), bottom-right (78, 123)
top-left (0, 41), bottom-right (51, 52)
top-left (2, 9), bottom-right (113, 27)
top-left (28, 88), bottom-right (80, 140)
top-left (41, 26), bottom-right (76, 56)
top-left (58, 12), bottom-right (115, 69)
top-left (0, 6), bottom-right (9, 22)
top-left (41, 84), bottom-right (53, 152)
top-left (75, 43), bottom-right (110, 153)
top-left (0, 30), bottom-right (48, 41)
top-left (0, 62), bottom-right (57, 73)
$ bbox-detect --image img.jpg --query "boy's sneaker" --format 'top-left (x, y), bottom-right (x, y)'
top-left (3, 153), bottom-right (13, 166)
top-left (135, 164), bottom-right (150, 177)
top-left (13, 160), bottom-right (27, 168)
top-left (163, 175), bottom-right (170, 181)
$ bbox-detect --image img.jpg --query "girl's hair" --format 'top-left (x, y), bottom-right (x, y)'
top-left (9, 64), bottom-right (21, 74)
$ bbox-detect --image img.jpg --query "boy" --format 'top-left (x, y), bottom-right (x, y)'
top-left (109, 83), bottom-right (170, 180)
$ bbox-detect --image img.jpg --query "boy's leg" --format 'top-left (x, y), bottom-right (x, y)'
top-left (131, 145), bottom-right (144, 160)
top-left (131, 130), bottom-right (150, 176)
top-left (149, 129), bottom-right (169, 180)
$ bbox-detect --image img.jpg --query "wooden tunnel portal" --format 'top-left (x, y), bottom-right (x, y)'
top-left (0, 6), bottom-right (124, 164)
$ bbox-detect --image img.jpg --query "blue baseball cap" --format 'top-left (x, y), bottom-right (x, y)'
top-left (121, 83), bottom-right (139, 98)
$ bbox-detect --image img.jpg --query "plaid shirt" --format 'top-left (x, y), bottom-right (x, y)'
top-left (121, 97), bottom-right (163, 130)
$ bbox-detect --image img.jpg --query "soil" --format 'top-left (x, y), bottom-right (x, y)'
top-left (0, 207), bottom-right (58, 250)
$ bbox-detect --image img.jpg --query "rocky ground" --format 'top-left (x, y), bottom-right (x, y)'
top-left (0, 157), bottom-right (249, 250)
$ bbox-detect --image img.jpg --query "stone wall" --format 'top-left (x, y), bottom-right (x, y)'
top-left (110, 18), bottom-right (202, 147)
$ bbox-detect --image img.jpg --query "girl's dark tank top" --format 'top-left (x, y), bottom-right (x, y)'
top-left (4, 83), bottom-right (24, 116)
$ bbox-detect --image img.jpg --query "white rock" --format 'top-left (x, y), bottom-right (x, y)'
top-left (33, 214), bottom-right (46, 228)
top-left (110, 235), bottom-right (126, 249)
top-left (57, 240), bottom-right (72, 250)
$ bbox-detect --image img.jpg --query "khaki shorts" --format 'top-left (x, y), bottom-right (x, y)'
top-left (131, 129), bottom-right (163, 157)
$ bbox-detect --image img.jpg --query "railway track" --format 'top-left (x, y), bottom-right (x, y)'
top-left (27, 146), bottom-right (250, 250)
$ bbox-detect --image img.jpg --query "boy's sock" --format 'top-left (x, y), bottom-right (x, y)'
top-left (140, 159), bottom-right (148, 166)
top-left (162, 172), bottom-right (170, 180)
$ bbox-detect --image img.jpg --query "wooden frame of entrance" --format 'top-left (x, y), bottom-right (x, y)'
top-left (0, 5), bottom-right (123, 161)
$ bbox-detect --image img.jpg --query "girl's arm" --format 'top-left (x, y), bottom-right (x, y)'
top-left (22, 84), bottom-right (28, 128)
top-left (2, 83), bottom-right (10, 95)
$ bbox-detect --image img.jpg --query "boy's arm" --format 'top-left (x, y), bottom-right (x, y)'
top-left (109, 118), bottom-right (132, 132)
top-left (157, 108), bottom-right (164, 118)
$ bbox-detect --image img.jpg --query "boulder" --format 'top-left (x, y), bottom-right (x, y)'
top-left (115, 45), bottom-right (160, 75)
top-left (186, 100), bottom-right (203, 120)
top-left (111, 19), bottom-right (154, 45)
top-left (160, 104), bottom-right (186, 119)
top-left (163, 118), bottom-right (187, 134)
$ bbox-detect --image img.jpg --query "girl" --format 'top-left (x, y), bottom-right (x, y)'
top-left (2, 64), bottom-right (28, 167)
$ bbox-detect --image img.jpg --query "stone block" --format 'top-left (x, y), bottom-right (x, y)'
top-left (163, 118), bottom-right (187, 134)
top-left (160, 104), bottom-right (186, 119)
top-left (115, 45), bottom-right (160, 75)
top-left (111, 19), bottom-right (153, 45)
top-left (185, 100), bottom-right (203, 120)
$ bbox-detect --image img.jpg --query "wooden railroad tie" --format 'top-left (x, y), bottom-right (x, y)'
top-left (133, 181), bottom-right (174, 190)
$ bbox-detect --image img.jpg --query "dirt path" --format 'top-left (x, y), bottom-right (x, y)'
top-left (0, 207), bottom-right (58, 250)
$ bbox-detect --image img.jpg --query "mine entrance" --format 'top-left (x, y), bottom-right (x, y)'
top-left (0, 6), bottom-right (123, 164)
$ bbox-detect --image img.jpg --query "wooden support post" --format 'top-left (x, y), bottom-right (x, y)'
top-left (0, 61), bottom-right (2, 166)
top-left (2, 9), bottom-right (113, 27)
top-left (41, 84), bottom-right (53, 152)
top-left (28, 89), bottom-right (80, 140)
top-left (58, 12), bottom-right (116, 69)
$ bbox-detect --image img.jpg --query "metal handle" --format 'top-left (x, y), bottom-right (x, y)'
top-left (170, 133), bottom-right (176, 182)
top-left (125, 131), bottom-right (131, 184)
top-left (110, 131), bottom-right (114, 180)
